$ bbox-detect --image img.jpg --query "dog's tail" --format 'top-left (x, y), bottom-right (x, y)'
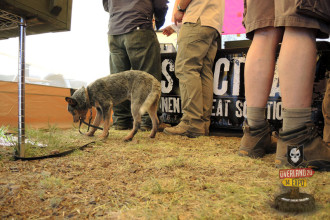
top-left (139, 79), bottom-right (161, 115)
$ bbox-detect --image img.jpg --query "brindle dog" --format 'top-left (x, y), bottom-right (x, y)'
top-left (65, 70), bottom-right (161, 141)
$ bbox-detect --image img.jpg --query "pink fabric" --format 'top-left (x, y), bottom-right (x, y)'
top-left (222, 0), bottom-right (246, 35)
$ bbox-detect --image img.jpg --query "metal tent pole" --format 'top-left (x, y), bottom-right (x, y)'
top-left (18, 17), bottom-right (26, 157)
top-left (0, 10), bottom-right (27, 157)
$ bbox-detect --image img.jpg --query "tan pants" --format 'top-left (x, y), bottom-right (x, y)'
top-left (323, 78), bottom-right (330, 143)
top-left (175, 19), bottom-right (219, 134)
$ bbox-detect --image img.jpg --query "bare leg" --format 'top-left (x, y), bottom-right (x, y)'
top-left (277, 27), bottom-right (316, 108)
top-left (238, 27), bottom-right (282, 158)
top-left (244, 27), bottom-right (283, 108)
top-left (273, 28), bottom-right (329, 168)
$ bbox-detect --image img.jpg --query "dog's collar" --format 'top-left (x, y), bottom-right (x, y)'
top-left (85, 87), bottom-right (92, 109)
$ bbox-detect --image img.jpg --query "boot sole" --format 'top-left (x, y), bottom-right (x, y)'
top-left (301, 160), bottom-right (330, 171)
top-left (163, 129), bottom-right (203, 138)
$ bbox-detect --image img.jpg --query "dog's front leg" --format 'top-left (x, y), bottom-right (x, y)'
top-left (99, 105), bottom-right (112, 139)
top-left (86, 108), bottom-right (102, 136)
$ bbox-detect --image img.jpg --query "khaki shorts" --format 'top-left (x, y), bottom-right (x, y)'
top-left (243, 0), bottom-right (330, 39)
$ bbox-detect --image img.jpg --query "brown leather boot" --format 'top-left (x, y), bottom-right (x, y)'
top-left (322, 78), bottom-right (330, 143)
top-left (238, 120), bottom-right (272, 158)
top-left (163, 122), bottom-right (204, 138)
top-left (275, 122), bottom-right (330, 171)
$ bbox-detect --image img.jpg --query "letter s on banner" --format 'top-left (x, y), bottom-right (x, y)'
top-left (161, 59), bottom-right (174, 93)
top-left (213, 58), bottom-right (230, 96)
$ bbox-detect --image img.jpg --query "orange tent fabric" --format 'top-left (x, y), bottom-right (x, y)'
top-left (0, 81), bottom-right (74, 129)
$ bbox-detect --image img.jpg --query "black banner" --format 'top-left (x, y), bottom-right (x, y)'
top-left (161, 41), bottom-right (330, 132)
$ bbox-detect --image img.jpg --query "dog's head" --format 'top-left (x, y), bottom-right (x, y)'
top-left (65, 87), bottom-right (89, 123)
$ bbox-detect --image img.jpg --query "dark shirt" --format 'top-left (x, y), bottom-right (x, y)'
top-left (104, 0), bottom-right (168, 35)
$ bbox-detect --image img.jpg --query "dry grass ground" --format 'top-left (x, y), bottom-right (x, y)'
top-left (0, 125), bottom-right (329, 219)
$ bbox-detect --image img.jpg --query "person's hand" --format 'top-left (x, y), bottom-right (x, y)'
top-left (162, 26), bottom-right (175, 36)
top-left (174, 11), bottom-right (184, 25)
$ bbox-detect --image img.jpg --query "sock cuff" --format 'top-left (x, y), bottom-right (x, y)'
top-left (247, 107), bottom-right (266, 120)
top-left (282, 108), bottom-right (312, 118)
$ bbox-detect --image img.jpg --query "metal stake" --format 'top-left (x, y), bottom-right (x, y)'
top-left (18, 17), bottom-right (26, 157)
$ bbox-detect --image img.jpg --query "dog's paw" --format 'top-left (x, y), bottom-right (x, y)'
top-left (98, 133), bottom-right (109, 139)
top-left (98, 135), bottom-right (107, 139)
top-left (85, 132), bottom-right (94, 137)
top-left (149, 131), bottom-right (156, 138)
top-left (124, 136), bottom-right (133, 142)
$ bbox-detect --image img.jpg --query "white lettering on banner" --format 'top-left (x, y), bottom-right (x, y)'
top-left (163, 114), bottom-right (182, 122)
top-left (210, 98), bottom-right (282, 120)
top-left (267, 101), bottom-right (282, 120)
top-left (235, 100), bottom-right (247, 118)
top-left (224, 100), bottom-right (231, 117)
top-left (161, 97), bottom-right (181, 113)
top-left (161, 59), bottom-right (174, 93)
top-left (215, 99), bottom-right (223, 116)
top-left (211, 99), bottom-right (231, 117)
top-left (212, 57), bottom-right (281, 98)
top-left (161, 56), bottom-right (283, 121)
top-left (270, 64), bottom-right (281, 97)
top-left (213, 58), bottom-right (230, 96)
top-left (162, 56), bottom-right (281, 98)
top-left (161, 96), bottom-right (283, 120)
top-left (232, 58), bottom-right (245, 96)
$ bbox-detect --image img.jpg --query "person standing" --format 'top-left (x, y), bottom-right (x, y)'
top-left (103, 0), bottom-right (168, 130)
top-left (238, 0), bottom-right (330, 170)
top-left (164, 0), bottom-right (225, 137)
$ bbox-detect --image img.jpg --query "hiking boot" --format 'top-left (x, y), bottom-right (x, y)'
top-left (163, 122), bottom-right (204, 138)
top-left (323, 124), bottom-right (330, 145)
top-left (157, 123), bottom-right (171, 132)
top-left (275, 122), bottom-right (330, 171)
top-left (322, 78), bottom-right (330, 143)
top-left (238, 120), bottom-right (272, 158)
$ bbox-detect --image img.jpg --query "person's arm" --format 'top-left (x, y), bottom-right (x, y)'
top-left (153, 0), bottom-right (168, 30)
top-left (162, 25), bottom-right (175, 36)
top-left (177, 0), bottom-right (191, 11)
top-left (173, 0), bottom-right (192, 25)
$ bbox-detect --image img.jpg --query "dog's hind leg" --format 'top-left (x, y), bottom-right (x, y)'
top-left (124, 102), bottom-right (141, 142)
top-left (148, 100), bottom-right (159, 138)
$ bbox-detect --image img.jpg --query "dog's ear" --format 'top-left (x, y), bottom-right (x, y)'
top-left (65, 97), bottom-right (78, 107)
